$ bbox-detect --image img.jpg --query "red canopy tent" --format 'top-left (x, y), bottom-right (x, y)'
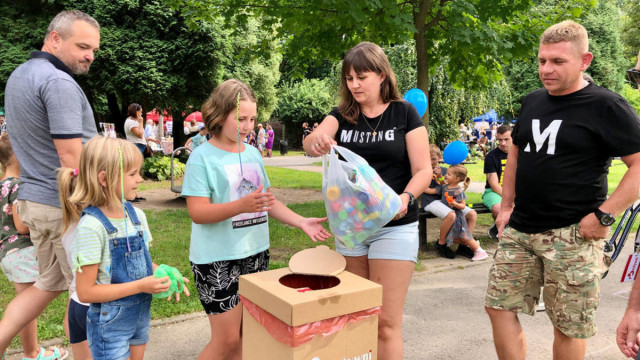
top-left (146, 109), bottom-right (173, 123)
top-left (184, 111), bottom-right (203, 123)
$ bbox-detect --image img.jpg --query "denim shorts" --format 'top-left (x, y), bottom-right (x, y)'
top-left (0, 246), bottom-right (38, 283)
top-left (335, 221), bottom-right (419, 262)
top-left (68, 299), bottom-right (89, 344)
top-left (87, 298), bottom-right (152, 360)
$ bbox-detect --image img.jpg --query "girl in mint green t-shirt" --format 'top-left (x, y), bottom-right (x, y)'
top-left (182, 79), bottom-right (332, 359)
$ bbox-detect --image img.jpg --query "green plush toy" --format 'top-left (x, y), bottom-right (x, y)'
top-left (152, 264), bottom-right (185, 299)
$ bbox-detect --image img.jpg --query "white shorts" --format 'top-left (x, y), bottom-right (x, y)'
top-left (424, 201), bottom-right (472, 219)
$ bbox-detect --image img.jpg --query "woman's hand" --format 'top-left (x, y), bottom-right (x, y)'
top-left (238, 185), bottom-right (275, 213)
top-left (307, 133), bottom-right (336, 157)
top-left (299, 217), bottom-right (332, 242)
top-left (392, 193), bottom-right (410, 220)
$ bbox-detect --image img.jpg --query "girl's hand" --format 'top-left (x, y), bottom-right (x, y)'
top-left (166, 277), bottom-right (191, 303)
top-left (139, 275), bottom-right (171, 294)
top-left (300, 217), bottom-right (332, 242)
top-left (239, 185), bottom-right (275, 213)
top-left (308, 134), bottom-right (336, 157)
top-left (393, 193), bottom-right (410, 221)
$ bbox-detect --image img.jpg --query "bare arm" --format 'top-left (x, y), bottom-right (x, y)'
top-left (130, 124), bottom-right (144, 138)
top-left (53, 138), bottom-right (82, 169)
top-left (76, 263), bottom-right (169, 304)
top-left (497, 145), bottom-right (519, 236)
top-left (580, 152), bottom-right (640, 240)
top-left (185, 185), bottom-right (275, 224)
top-left (303, 115), bottom-right (339, 156)
top-left (394, 126), bottom-right (432, 219)
top-left (267, 194), bottom-right (332, 243)
top-left (487, 173), bottom-right (502, 195)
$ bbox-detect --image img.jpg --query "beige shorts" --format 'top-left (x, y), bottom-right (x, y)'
top-left (485, 224), bottom-right (608, 339)
top-left (18, 200), bottom-right (71, 291)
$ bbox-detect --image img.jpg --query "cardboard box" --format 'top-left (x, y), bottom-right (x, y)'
top-left (239, 247), bottom-right (382, 360)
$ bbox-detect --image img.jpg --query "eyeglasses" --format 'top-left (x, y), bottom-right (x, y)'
top-left (627, 68), bottom-right (640, 85)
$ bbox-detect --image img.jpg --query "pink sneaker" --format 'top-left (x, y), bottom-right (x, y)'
top-left (471, 249), bottom-right (488, 261)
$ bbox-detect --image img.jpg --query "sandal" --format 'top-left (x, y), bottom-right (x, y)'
top-left (22, 346), bottom-right (68, 360)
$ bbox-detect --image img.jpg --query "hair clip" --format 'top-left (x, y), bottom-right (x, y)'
top-left (72, 168), bottom-right (79, 177)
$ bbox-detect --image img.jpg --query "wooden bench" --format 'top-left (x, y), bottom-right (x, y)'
top-left (418, 202), bottom-right (492, 251)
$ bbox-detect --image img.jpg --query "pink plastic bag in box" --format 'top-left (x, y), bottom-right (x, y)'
top-left (240, 295), bottom-right (381, 347)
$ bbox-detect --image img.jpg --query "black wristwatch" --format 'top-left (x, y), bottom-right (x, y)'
top-left (403, 191), bottom-right (415, 205)
top-left (594, 208), bottom-right (615, 226)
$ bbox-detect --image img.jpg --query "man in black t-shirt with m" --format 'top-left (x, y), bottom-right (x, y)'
top-left (482, 124), bottom-right (512, 239)
top-left (485, 20), bottom-right (640, 360)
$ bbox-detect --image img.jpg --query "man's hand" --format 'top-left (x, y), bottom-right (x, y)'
top-left (579, 213), bottom-right (610, 241)
top-left (496, 207), bottom-right (513, 239)
top-left (617, 309), bottom-right (640, 358)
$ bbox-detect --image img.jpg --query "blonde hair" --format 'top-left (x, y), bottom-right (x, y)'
top-left (449, 164), bottom-right (471, 191)
top-left (0, 133), bottom-right (16, 174)
top-left (201, 79), bottom-right (257, 137)
top-left (338, 42), bottom-right (402, 124)
top-left (58, 136), bottom-right (143, 230)
top-left (540, 20), bottom-right (589, 54)
top-left (429, 144), bottom-right (441, 158)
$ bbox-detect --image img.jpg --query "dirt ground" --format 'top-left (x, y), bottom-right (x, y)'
top-left (136, 187), bottom-right (490, 242)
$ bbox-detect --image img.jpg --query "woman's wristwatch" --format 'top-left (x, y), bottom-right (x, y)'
top-left (402, 191), bottom-right (415, 205)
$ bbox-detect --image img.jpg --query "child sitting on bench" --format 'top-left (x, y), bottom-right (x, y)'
top-left (421, 144), bottom-right (477, 259)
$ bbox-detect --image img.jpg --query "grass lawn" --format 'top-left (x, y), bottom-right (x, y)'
top-left (264, 166), bottom-right (322, 190)
top-left (0, 201), bottom-right (331, 347)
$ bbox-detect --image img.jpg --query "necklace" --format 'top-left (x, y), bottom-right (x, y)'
top-left (361, 106), bottom-right (386, 136)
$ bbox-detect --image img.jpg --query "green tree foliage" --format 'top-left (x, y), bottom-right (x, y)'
top-left (503, 0), bottom-right (625, 113)
top-left (164, 0), bottom-right (567, 128)
top-left (274, 78), bottom-right (336, 147)
top-left (622, 0), bottom-right (640, 61)
top-left (0, 0), bottom-right (281, 146)
top-left (582, 0), bottom-right (626, 92)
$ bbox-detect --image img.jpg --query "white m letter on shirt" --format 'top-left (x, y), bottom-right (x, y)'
top-left (524, 119), bottom-right (562, 155)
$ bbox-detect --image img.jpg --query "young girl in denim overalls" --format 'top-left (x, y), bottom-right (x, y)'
top-left (62, 137), bottom-right (188, 360)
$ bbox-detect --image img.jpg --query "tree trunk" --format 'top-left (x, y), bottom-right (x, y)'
top-left (413, 4), bottom-right (430, 129)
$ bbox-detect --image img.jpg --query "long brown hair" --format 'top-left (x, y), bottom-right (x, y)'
top-left (338, 42), bottom-right (402, 124)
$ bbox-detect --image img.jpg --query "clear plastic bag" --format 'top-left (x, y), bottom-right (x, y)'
top-left (240, 295), bottom-right (381, 347)
top-left (322, 145), bottom-right (401, 248)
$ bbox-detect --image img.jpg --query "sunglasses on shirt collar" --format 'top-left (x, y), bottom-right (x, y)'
top-left (627, 68), bottom-right (640, 85)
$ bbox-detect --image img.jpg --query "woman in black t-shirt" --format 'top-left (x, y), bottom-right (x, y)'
top-left (303, 41), bottom-right (431, 358)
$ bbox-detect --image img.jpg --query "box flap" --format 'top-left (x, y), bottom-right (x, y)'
top-left (239, 268), bottom-right (382, 326)
top-left (288, 245), bottom-right (346, 276)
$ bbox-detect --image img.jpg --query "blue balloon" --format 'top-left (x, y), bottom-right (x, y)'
top-left (442, 140), bottom-right (469, 165)
top-left (403, 89), bottom-right (428, 117)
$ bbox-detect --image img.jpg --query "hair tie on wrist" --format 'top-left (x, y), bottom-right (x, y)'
top-left (72, 168), bottom-right (79, 177)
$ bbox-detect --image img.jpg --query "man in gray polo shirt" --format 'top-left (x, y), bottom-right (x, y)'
top-left (0, 10), bottom-right (99, 356)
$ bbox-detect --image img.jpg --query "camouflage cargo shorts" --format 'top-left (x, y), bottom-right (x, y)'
top-left (485, 224), bottom-right (608, 339)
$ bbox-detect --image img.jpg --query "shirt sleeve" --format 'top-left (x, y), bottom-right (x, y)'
top-left (182, 153), bottom-right (215, 198)
top-left (602, 96), bottom-right (640, 157)
top-left (484, 152), bottom-right (498, 174)
top-left (403, 101), bottom-right (424, 133)
top-left (42, 78), bottom-right (86, 139)
top-left (71, 216), bottom-right (106, 272)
